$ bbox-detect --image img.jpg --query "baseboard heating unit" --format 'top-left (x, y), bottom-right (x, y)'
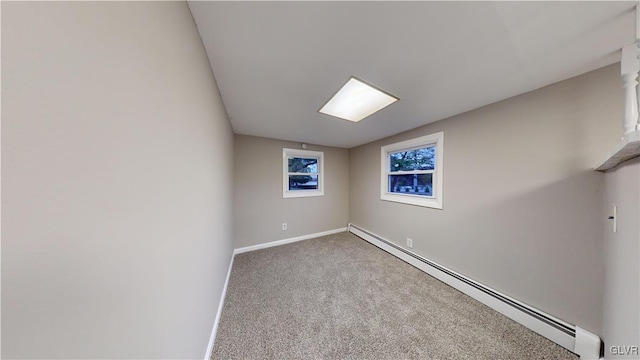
top-left (347, 224), bottom-right (602, 360)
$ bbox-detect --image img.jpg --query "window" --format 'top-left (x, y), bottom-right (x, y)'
top-left (283, 148), bottom-right (324, 198)
top-left (380, 132), bottom-right (443, 209)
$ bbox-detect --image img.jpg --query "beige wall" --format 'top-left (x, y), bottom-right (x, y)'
top-left (602, 157), bottom-right (640, 359)
top-left (234, 135), bottom-right (349, 248)
top-left (2, 1), bottom-right (631, 356)
top-left (2, 2), bottom-right (234, 358)
top-left (349, 64), bottom-right (622, 336)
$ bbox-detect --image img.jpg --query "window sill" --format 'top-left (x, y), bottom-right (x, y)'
top-left (283, 190), bottom-right (324, 199)
top-left (595, 130), bottom-right (640, 171)
top-left (381, 192), bottom-right (442, 209)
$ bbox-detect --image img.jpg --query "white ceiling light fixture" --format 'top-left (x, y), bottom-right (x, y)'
top-left (319, 77), bottom-right (399, 122)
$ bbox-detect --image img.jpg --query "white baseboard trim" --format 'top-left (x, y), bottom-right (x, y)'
top-left (205, 227), bottom-right (348, 358)
top-left (204, 252), bottom-right (235, 360)
top-left (348, 223), bottom-right (601, 360)
top-left (233, 227), bottom-right (348, 254)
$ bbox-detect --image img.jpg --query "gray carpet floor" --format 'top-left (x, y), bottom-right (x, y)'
top-left (211, 232), bottom-right (578, 359)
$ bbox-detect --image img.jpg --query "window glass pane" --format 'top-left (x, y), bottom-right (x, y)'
top-left (289, 175), bottom-right (318, 190)
top-left (389, 146), bottom-right (435, 172)
top-left (415, 146), bottom-right (435, 170)
top-left (389, 150), bottom-right (416, 172)
top-left (288, 157), bottom-right (318, 173)
top-left (388, 174), bottom-right (433, 196)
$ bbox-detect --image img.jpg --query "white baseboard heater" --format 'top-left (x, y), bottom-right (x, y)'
top-left (347, 224), bottom-right (602, 360)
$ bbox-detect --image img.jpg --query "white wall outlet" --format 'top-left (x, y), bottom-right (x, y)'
top-left (282, 223), bottom-right (287, 231)
top-left (406, 238), bottom-right (413, 248)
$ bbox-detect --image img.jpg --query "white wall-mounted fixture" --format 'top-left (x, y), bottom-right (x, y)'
top-left (596, 3), bottom-right (640, 170)
top-left (301, 143), bottom-right (308, 149)
top-left (621, 42), bottom-right (639, 136)
top-left (319, 76), bottom-right (398, 122)
top-left (619, 2), bottom-right (640, 136)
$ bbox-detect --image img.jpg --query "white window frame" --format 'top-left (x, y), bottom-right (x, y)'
top-left (380, 132), bottom-right (443, 209)
top-left (283, 148), bottom-right (324, 198)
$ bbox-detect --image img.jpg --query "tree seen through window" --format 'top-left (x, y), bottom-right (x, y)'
top-left (288, 157), bottom-right (318, 190)
top-left (388, 146), bottom-right (435, 196)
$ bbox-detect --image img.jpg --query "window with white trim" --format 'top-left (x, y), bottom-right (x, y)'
top-left (380, 132), bottom-right (443, 209)
top-left (283, 148), bottom-right (324, 198)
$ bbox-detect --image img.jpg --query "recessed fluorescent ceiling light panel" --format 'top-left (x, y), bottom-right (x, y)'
top-left (319, 77), bottom-right (398, 122)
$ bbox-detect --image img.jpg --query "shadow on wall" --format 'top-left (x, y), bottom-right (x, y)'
top-left (390, 170), bottom-right (605, 336)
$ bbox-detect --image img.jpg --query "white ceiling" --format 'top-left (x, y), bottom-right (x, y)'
top-left (189, 1), bottom-right (635, 148)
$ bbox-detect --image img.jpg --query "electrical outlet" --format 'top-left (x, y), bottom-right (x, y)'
top-left (282, 223), bottom-right (287, 231)
top-left (406, 238), bottom-right (413, 248)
